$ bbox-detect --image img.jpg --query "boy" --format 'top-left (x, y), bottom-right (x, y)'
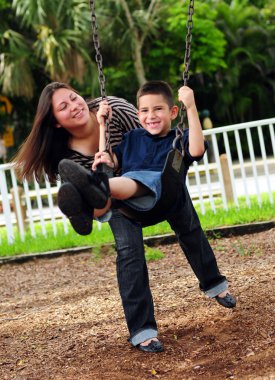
top-left (59, 81), bottom-right (206, 220)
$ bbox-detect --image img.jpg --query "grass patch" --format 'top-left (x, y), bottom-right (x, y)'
top-left (0, 222), bottom-right (112, 257)
top-left (144, 245), bottom-right (165, 261)
top-left (0, 192), bottom-right (274, 258)
top-left (231, 240), bottom-right (263, 257)
top-left (196, 193), bottom-right (275, 229)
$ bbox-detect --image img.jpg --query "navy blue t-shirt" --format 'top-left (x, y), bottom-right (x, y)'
top-left (113, 128), bottom-right (206, 175)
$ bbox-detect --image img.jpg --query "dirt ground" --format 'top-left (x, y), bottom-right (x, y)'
top-left (0, 228), bottom-right (274, 380)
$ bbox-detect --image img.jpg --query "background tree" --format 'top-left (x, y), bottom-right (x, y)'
top-left (0, 0), bottom-right (274, 159)
top-left (0, 0), bottom-right (98, 153)
top-left (151, 1), bottom-right (227, 109)
top-left (212, 0), bottom-right (275, 124)
top-left (91, 0), bottom-right (169, 100)
top-left (1, 0), bottom-right (97, 99)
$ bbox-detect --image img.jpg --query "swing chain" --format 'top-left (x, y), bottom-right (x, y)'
top-left (183, 0), bottom-right (194, 86)
top-left (174, 0), bottom-right (194, 153)
top-left (89, 0), bottom-right (106, 99)
top-left (89, 0), bottom-right (113, 157)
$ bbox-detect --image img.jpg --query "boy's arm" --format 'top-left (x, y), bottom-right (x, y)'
top-left (178, 86), bottom-right (205, 157)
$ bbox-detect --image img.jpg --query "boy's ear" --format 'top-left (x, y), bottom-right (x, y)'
top-left (170, 105), bottom-right (179, 120)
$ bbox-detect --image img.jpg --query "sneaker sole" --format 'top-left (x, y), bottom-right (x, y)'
top-left (58, 159), bottom-right (108, 209)
top-left (58, 183), bottom-right (93, 236)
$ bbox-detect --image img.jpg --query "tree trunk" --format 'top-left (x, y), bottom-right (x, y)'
top-left (119, 0), bottom-right (147, 85)
top-left (133, 41), bottom-right (146, 85)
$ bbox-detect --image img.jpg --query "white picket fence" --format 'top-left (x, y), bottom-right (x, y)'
top-left (0, 117), bottom-right (274, 245)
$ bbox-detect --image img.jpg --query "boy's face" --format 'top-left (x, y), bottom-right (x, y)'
top-left (137, 94), bottom-right (178, 137)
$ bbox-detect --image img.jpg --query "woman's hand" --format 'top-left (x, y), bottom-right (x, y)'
top-left (92, 151), bottom-right (115, 171)
top-left (97, 100), bottom-right (113, 126)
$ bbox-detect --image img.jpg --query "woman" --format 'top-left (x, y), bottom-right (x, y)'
top-left (13, 82), bottom-right (236, 353)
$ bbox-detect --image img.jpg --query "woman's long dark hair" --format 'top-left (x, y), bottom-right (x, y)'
top-left (13, 82), bottom-right (77, 183)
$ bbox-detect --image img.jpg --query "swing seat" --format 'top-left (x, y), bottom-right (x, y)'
top-left (118, 149), bottom-right (186, 227)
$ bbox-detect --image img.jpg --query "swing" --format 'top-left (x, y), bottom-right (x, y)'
top-left (89, 0), bottom-right (195, 227)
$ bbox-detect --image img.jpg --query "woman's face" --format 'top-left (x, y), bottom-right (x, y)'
top-left (51, 88), bottom-right (91, 130)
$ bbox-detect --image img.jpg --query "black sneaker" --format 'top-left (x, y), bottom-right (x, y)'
top-left (215, 293), bottom-right (236, 308)
top-left (57, 182), bottom-right (93, 235)
top-left (58, 159), bottom-right (110, 209)
top-left (136, 340), bottom-right (164, 353)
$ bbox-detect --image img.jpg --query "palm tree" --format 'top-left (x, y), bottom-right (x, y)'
top-left (0, 29), bottom-right (35, 99)
top-left (93, 0), bottom-right (167, 86)
top-left (0, 0), bottom-right (95, 99)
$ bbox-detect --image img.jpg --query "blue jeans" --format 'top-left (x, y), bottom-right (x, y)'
top-left (108, 210), bottom-right (158, 346)
top-left (108, 185), bottom-right (227, 346)
top-left (167, 185), bottom-right (227, 297)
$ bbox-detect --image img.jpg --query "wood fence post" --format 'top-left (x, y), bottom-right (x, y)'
top-left (10, 186), bottom-right (27, 231)
top-left (220, 154), bottom-right (234, 203)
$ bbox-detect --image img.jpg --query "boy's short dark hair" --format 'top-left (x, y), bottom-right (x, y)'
top-left (137, 80), bottom-right (174, 108)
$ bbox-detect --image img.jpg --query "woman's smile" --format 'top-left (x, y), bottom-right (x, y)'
top-left (72, 108), bottom-right (85, 119)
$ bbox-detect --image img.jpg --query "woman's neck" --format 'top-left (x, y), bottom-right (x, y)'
top-left (69, 112), bottom-right (100, 156)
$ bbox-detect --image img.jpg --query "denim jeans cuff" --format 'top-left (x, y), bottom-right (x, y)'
top-left (95, 209), bottom-right (112, 223)
top-left (204, 280), bottom-right (228, 298)
top-left (129, 329), bottom-right (158, 346)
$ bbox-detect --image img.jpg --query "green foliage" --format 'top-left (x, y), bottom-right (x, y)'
top-left (210, 0), bottom-right (275, 124)
top-left (0, 0), bottom-right (94, 99)
top-left (0, 29), bottom-right (35, 99)
top-left (0, 0), bottom-right (9, 10)
top-left (166, 2), bottom-right (227, 75)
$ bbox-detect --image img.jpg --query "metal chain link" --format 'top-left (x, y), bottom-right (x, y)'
top-left (89, 0), bottom-right (112, 154)
top-left (173, 0), bottom-right (194, 152)
top-left (89, 0), bottom-right (106, 99)
top-left (183, 0), bottom-right (194, 86)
